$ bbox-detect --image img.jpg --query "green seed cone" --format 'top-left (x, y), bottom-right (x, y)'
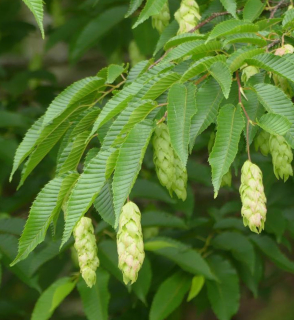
top-left (269, 134), bottom-right (293, 181)
top-left (239, 161), bottom-right (267, 234)
top-left (117, 201), bottom-right (145, 285)
top-left (152, 1), bottom-right (170, 33)
top-left (73, 217), bottom-right (99, 288)
top-left (174, 0), bottom-right (201, 34)
top-left (153, 123), bottom-right (187, 200)
top-left (254, 130), bottom-right (270, 156)
top-left (153, 123), bottom-right (175, 192)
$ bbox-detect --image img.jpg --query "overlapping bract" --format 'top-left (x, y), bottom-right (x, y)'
top-left (240, 161), bottom-right (267, 234)
top-left (269, 134), bottom-right (293, 181)
top-left (153, 123), bottom-right (187, 201)
top-left (254, 130), bottom-right (270, 156)
top-left (174, 0), bottom-right (201, 34)
top-left (117, 201), bottom-right (145, 285)
top-left (73, 217), bottom-right (99, 287)
top-left (152, 1), bottom-right (170, 33)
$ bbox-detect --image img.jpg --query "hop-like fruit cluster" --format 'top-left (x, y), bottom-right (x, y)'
top-left (152, 1), bottom-right (170, 33)
top-left (117, 201), bottom-right (145, 285)
top-left (269, 134), bottom-right (293, 181)
top-left (254, 130), bottom-right (270, 156)
top-left (174, 0), bottom-right (201, 34)
top-left (239, 161), bottom-right (267, 234)
top-left (153, 123), bottom-right (187, 200)
top-left (73, 217), bottom-right (99, 288)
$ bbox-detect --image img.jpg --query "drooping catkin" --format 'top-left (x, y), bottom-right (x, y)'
top-left (254, 130), bottom-right (270, 157)
top-left (239, 161), bottom-right (267, 234)
top-left (73, 217), bottom-right (99, 287)
top-left (152, 1), bottom-right (170, 33)
top-left (117, 201), bottom-right (145, 285)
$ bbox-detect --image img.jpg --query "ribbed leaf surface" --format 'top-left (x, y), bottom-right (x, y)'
top-left (164, 33), bottom-right (205, 51)
top-left (282, 8), bottom-right (294, 29)
top-left (207, 20), bottom-right (259, 41)
top-left (107, 64), bottom-right (125, 83)
top-left (43, 77), bottom-right (104, 127)
top-left (254, 83), bottom-right (294, 147)
top-left (257, 113), bottom-right (291, 136)
top-left (243, 0), bottom-right (265, 22)
top-left (11, 172), bottom-right (78, 265)
top-left (23, 0), bottom-right (44, 38)
top-left (61, 149), bottom-right (116, 246)
top-left (189, 78), bottom-right (224, 151)
top-left (70, 107), bottom-right (100, 138)
top-left (163, 40), bottom-right (222, 63)
top-left (154, 20), bottom-right (178, 55)
top-left (209, 104), bottom-right (244, 197)
top-left (18, 121), bottom-right (71, 188)
top-left (224, 33), bottom-right (266, 46)
top-left (209, 61), bottom-right (232, 99)
top-left (227, 47), bottom-right (263, 72)
top-left (247, 54), bottom-right (294, 83)
top-left (113, 120), bottom-right (154, 226)
top-left (126, 60), bottom-right (149, 82)
top-left (167, 83), bottom-right (197, 167)
top-left (133, 0), bottom-right (167, 28)
top-left (181, 55), bottom-right (226, 82)
top-left (220, 0), bottom-right (237, 18)
top-left (10, 115), bottom-right (44, 181)
top-left (125, 0), bottom-right (144, 17)
top-left (94, 180), bottom-right (116, 227)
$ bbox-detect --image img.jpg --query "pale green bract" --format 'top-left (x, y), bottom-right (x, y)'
top-left (152, 1), bottom-right (170, 33)
top-left (174, 0), bottom-right (201, 34)
top-left (254, 130), bottom-right (270, 156)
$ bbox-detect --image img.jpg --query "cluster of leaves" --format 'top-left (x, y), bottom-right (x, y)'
top-left (2, 0), bottom-right (294, 319)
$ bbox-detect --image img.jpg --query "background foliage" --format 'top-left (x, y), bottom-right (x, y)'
top-left (2, 0), bottom-right (294, 319)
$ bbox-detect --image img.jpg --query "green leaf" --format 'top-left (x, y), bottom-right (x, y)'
top-left (133, 0), bottom-right (167, 28)
top-left (125, 0), bottom-right (144, 17)
top-left (154, 20), bottom-right (179, 55)
top-left (10, 115), bottom-right (44, 181)
top-left (211, 232), bottom-right (255, 273)
top-left (141, 211), bottom-right (187, 229)
top-left (242, 90), bottom-right (264, 145)
top-left (209, 61), bottom-right (232, 99)
top-left (149, 271), bottom-right (190, 320)
top-left (18, 121), bottom-right (71, 188)
top-left (132, 257), bottom-right (152, 304)
top-left (43, 77), bottom-right (104, 127)
top-left (181, 55), bottom-right (226, 82)
top-left (126, 60), bottom-right (150, 82)
top-left (163, 40), bottom-right (222, 63)
top-left (99, 240), bottom-right (123, 282)
top-left (206, 255), bottom-right (240, 320)
top-left (107, 64), bottom-right (125, 84)
top-left (243, 0), bottom-right (265, 22)
top-left (77, 268), bottom-right (110, 320)
top-left (282, 8), bottom-right (294, 29)
top-left (167, 83), bottom-right (197, 167)
top-left (23, 0), bottom-right (44, 38)
top-left (189, 78), bottom-right (224, 151)
top-left (250, 234), bottom-right (294, 273)
top-left (31, 277), bottom-right (76, 320)
top-left (93, 180), bottom-right (116, 228)
top-left (187, 275), bottom-right (205, 302)
top-left (246, 53), bottom-right (294, 83)
top-left (224, 33), bottom-right (267, 46)
top-left (209, 104), bottom-right (244, 197)
top-left (11, 172), bottom-right (78, 266)
top-left (254, 83), bottom-right (294, 148)
top-left (61, 149), bottom-right (116, 247)
top-left (113, 120), bottom-right (154, 226)
top-left (227, 47), bottom-right (264, 72)
top-left (207, 20), bottom-right (259, 41)
top-left (257, 113), bottom-right (291, 136)
top-left (57, 131), bottom-right (90, 175)
top-left (220, 0), bottom-right (237, 18)
top-left (70, 6), bottom-right (128, 62)
top-left (164, 33), bottom-right (205, 51)
top-left (145, 237), bottom-right (216, 280)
